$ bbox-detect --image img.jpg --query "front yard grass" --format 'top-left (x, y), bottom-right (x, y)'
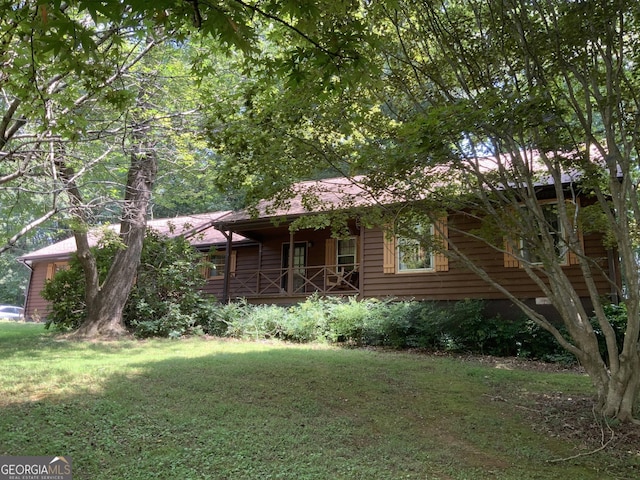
top-left (0, 321), bottom-right (636, 479)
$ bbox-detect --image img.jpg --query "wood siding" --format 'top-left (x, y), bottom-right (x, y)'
top-left (23, 261), bottom-right (54, 321)
top-left (362, 212), bottom-right (611, 301)
top-left (24, 211), bottom-right (615, 320)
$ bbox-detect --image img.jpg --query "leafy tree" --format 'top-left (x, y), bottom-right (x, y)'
top-left (42, 227), bottom-right (211, 337)
top-left (207, 1), bottom-right (640, 422)
top-left (2, 0), bottom-right (370, 337)
top-left (0, 251), bottom-right (28, 305)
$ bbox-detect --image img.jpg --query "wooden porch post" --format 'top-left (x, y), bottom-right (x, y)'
top-left (222, 231), bottom-right (233, 303)
top-left (359, 227), bottom-right (364, 299)
top-left (287, 230), bottom-right (295, 294)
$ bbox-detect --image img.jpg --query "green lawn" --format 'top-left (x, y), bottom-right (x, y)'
top-left (0, 321), bottom-right (634, 479)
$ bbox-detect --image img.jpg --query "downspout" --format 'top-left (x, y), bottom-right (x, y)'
top-left (359, 226), bottom-right (364, 299)
top-left (17, 259), bottom-right (33, 319)
top-left (222, 230), bottom-right (233, 303)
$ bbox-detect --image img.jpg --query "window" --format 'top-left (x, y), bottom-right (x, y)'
top-left (397, 224), bottom-right (435, 272)
top-left (325, 237), bottom-right (359, 288)
top-left (337, 238), bottom-right (357, 272)
top-left (504, 201), bottom-right (581, 268)
top-left (521, 202), bottom-right (567, 264)
top-left (383, 217), bottom-right (449, 274)
top-left (209, 253), bottom-right (226, 278)
top-left (205, 250), bottom-right (236, 279)
top-left (325, 237), bottom-right (359, 270)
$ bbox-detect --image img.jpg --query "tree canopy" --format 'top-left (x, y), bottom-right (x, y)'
top-left (205, 0), bottom-right (640, 422)
top-left (1, 0), bottom-right (371, 333)
top-left (4, 0), bottom-right (640, 421)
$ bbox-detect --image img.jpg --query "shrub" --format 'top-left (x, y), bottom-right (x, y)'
top-left (244, 304), bottom-right (288, 340)
top-left (43, 228), bottom-right (212, 338)
top-left (41, 265), bottom-right (86, 332)
top-left (124, 230), bottom-right (210, 338)
top-left (516, 320), bottom-right (576, 364)
top-left (203, 296), bottom-right (569, 363)
top-left (213, 300), bottom-right (287, 340)
top-left (375, 301), bottom-right (418, 348)
top-left (436, 300), bottom-right (524, 356)
top-left (131, 301), bottom-right (199, 338)
top-left (284, 295), bottom-right (330, 342)
top-left (325, 296), bottom-right (371, 344)
top-left (197, 300), bottom-right (230, 336)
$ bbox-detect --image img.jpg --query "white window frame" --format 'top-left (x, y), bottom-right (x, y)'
top-left (208, 252), bottom-right (226, 279)
top-left (336, 237), bottom-right (357, 273)
top-left (396, 224), bottom-right (435, 273)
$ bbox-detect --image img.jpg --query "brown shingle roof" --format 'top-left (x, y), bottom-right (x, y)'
top-left (215, 149), bottom-right (596, 228)
top-left (19, 212), bottom-right (242, 263)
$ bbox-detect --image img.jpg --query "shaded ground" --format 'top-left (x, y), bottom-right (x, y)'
top-left (459, 354), bottom-right (640, 464)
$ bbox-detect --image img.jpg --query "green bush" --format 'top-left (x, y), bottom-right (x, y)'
top-left (131, 301), bottom-right (199, 338)
top-left (284, 295), bottom-right (329, 342)
top-left (197, 299), bottom-right (230, 336)
top-left (435, 300), bottom-right (524, 356)
top-left (375, 301), bottom-right (418, 348)
top-left (124, 230), bottom-right (211, 338)
top-left (41, 266), bottom-right (86, 332)
top-left (199, 296), bottom-right (578, 364)
top-left (515, 320), bottom-right (576, 364)
top-left (325, 296), bottom-right (372, 344)
top-left (213, 300), bottom-right (287, 340)
top-left (43, 228), bottom-right (212, 338)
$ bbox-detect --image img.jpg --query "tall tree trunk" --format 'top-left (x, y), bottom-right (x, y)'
top-left (600, 352), bottom-right (640, 422)
top-left (74, 138), bottom-right (158, 337)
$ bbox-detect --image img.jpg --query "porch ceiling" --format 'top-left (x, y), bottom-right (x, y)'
top-left (215, 215), bottom-right (302, 241)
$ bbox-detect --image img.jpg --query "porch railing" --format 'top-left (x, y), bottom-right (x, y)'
top-left (227, 264), bottom-right (360, 298)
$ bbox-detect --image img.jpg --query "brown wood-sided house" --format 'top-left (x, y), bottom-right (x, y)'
top-left (18, 212), bottom-right (248, 321)
top-left (19, 171), bottom-right (617, 323)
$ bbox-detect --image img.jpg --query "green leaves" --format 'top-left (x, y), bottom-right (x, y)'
top-left (43, 228), bottom-right (210, 336)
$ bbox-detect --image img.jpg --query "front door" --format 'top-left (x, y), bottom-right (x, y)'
top-left (282, 242), bottom-right (307, 293)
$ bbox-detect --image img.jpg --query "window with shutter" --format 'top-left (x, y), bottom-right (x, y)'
top-left (207, 250), bottom-right (236, 279)
top-left (383, 217), bottom-right (448, 273)
top-left (503, 200), bottom-right (583, 268)
top-left (46, 261), bottom-right (69, 280)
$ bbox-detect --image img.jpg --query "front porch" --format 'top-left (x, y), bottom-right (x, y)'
top-left (212, 216), bottom-right (363, 302)
top-left (225, 263), bottom-right (360, 301)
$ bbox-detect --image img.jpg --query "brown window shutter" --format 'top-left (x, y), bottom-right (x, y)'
top-left (354, 235), bottom-right (361, 266)
top-left (46, 263), bottom-right (55, 280)
top-left (199, 256), bottom-right (209, 278)
top-left (325, 238), bottom-right (337, 267)
top-left (503, 239), bottom-right (520, 268)
top-left (230, 250), bottom-right (237, 276)
top-left (383, 229), bottom-right (396, 274)
top-left (434, 216), bottom-right (449, 272)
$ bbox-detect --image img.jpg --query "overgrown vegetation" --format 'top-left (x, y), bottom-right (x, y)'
top-left (42, 229), bottom-right (216, 338)
top-left (44, 235), bottom-right (622, 365)
top-left (203, 296), bottom-right (591, 364)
